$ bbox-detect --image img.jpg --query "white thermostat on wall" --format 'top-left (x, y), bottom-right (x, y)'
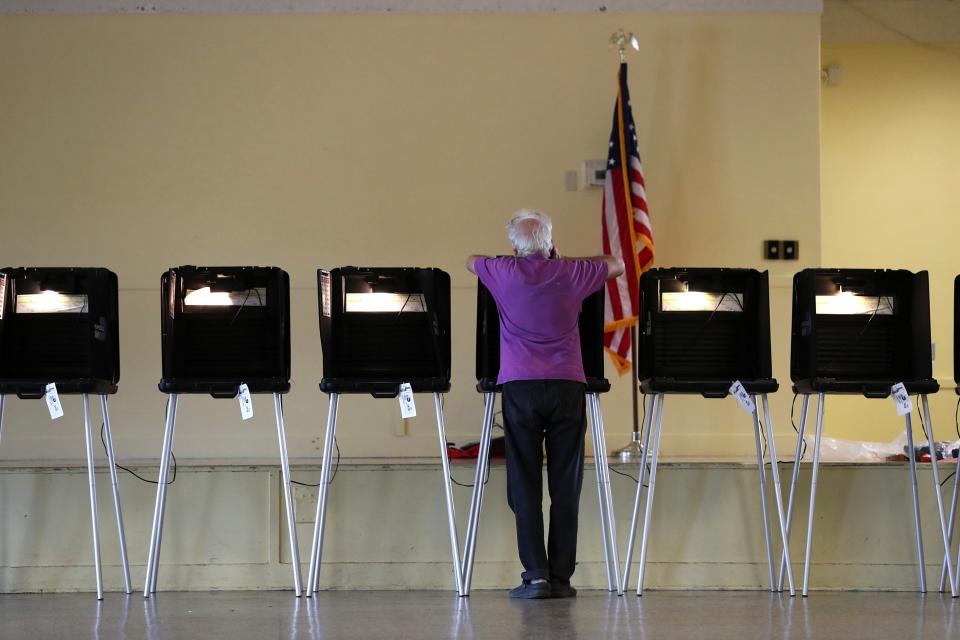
top-left (582, 159), bottom-right (607, 189)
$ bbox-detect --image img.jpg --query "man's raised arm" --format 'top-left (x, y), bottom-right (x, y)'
top-left (465, 255), bottom-right (490, 276)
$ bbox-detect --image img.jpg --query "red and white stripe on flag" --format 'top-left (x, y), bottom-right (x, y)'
top-left (602, 63), bottom-right (654, 375)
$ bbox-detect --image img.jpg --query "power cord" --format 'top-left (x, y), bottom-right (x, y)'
top-left (608, 395), bottom-right (649, 486)
top-left (99, 422), bottom-right (177, 485)
top-left (291, 437), bottom-right (340, 488)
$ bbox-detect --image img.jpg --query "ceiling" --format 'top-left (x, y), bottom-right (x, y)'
top-left (823, 1), bottom-right (960, 43)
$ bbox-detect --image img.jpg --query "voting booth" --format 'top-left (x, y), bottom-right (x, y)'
top-left (0, 267), bottom-right (130, 599)
top-left (305, 267), bottom-right (461, 595)
top-left (143, 266), bottom-right (304, 596)
top-left (782, 269), bottom-right (955, 596)
top-left (621, 268), bottom-right (796, 596)
top-left (461, 284), bottom-right (620, 595)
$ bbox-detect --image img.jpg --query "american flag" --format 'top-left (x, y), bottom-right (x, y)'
top-left (602, 63), bottom-right (654, 374)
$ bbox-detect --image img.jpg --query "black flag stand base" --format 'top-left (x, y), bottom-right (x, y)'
top-left (612, 325), bottom-right (644, 463)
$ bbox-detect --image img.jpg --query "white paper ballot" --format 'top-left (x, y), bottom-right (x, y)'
top-left (729, 380), bottom-right (756, 414)
top-left (890, 382), bottom-right (912, 416)
top-left (238, 383), bottom-right (254, 421)
top-left (45, 383), bottom-right (64, 420)
top-left (399, 382), bottom-right (416, 418)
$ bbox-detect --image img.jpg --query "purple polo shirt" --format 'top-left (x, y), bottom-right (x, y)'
top-left (474, 254), bottom-right (608, 384)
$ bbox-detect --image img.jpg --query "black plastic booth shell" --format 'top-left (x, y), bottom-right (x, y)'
top-left (636, 267), bottom-right (778, 399)
top-left (790, 268), bottom-right (938, 398)
top-left (158, 266), bottom-right (292, 398)
top-left (318, 267), bottom-right (452, 397)
top-left (0, 267), bottom-right (120, 398)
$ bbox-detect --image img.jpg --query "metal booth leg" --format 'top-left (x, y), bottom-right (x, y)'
top-left (588, 392), bottom-right (615, 592)
top-left (778, 394), bottom-right (809, 592)
top-left (273, 393), bottom-right (303, 597)
top-left (942, 449), bottom-right (960, 592)
top-left (904, 407), bottom-right (927, 592)
top-left (636, 394), bottom-right (666, 596)
top-left (82, 394), bottom-right (104, 600)
top-left (919, 395), bottom-right (957, 597)
top-left (306, 393), bottom-right (339, 595)
top-left (621, 392), bottom-right (658, 593)
top-left (801, 392), bottom-right (825, 596)
top-left (590, 393), bottom-right (622, 594)
top-left (460, 392), bottom-right (496, 597)
top-left (100, 395), bottom-right (133, 594)
top-left (750, 396), bottom-right (776, 592)
top-left (143, 393), bottom-right (179, 597)
top-left (433, 393), bottom-right (465, 595)
top-left (761, 394), bottom-right (795, 596)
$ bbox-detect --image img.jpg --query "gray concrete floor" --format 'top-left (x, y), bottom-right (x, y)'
top-left (0, 590), bottom-right (957, 639)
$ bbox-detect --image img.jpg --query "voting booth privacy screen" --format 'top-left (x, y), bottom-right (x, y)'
top-left (790, 268), bottom-right (936, 395)
top-left (159, 266), bottom-right (291, 396)
top-left (636, 268), bottom-right (775, 395)
top-left (0, 267), bottom-right (120, 396)
top-left (475, 281), bottom-right (608, 392)
top-left (318, 267), bottom-right (451, 394)
top-left (955, 275), bottom-right (960, 391)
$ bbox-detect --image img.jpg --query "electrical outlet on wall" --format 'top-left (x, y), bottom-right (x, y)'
top-left (764, 240), bottom-right (781, 260)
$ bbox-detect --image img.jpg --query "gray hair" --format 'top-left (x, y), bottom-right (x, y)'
top-left (507, 209), bottom-right (553, 258)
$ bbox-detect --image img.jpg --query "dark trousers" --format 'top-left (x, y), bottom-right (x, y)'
top-left (502, 379), bottom-right (587, 584)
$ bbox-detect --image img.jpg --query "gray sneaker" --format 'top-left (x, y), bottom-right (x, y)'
top-left (551, 582), bottom-right (577, 598)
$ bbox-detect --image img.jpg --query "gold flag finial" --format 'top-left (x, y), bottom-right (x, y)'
top-left (609, 29), bottom-right (639, 63)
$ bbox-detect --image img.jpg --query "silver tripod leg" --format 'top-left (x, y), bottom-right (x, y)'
top-left (460, 392), bottom-right (496, 597)
top-left (750, 397), bottom-right (776, 592)
top-left (588, 393), bottom-right (614, 592)
top-left (621, 393), bottom-right (658, 593)
top-left (802, 392), bottom-right (825, 596)
top-left (940, 436), bottom-right (960, 592)
top-left (100, 395), bottom-right (132, 594)
top-left (595, 396), bottom-right (623, 594)
top-left (434, 393), bottom-right (464, 595)
top-left (778, 394), bottom-right (809, 591)
top-left (905, 409), bottom-right (927, 592)
top-left (636, 394), bottom-right (665, 596)
top-left (273, 393), bottom-right (303, 597)
top-left (82, 394), bottom-right (104, 600)
top-left (761, 394), bottom-right (795, 596)
top-left (591, 393), bottom-right (622, 594)
top-left (306, 393), bottom-right (339, 595)
top-left (920, 395), bottom-right (957, 597)
top-left (143, 394), bottom-right (179, 597)
top-left (0, 394), bottom-right (5, 444)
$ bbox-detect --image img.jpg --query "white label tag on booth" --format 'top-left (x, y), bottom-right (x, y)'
top-left (45, 383), bottom-right (64, 420)
top-left (238, 383), bottom-right (254, 421)
top-left (399, 382), bottom-right (417, 419)
top-left (729, 380), bottom-right (756, 414)
top-left (891, 382), bottom-right (912, 416)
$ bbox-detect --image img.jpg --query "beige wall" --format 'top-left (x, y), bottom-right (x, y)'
top-left (0, 12), bottom-right (821, 462)
top-left (820, 42), bottom-right (960, 443)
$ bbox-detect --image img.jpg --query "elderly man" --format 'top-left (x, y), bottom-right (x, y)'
top-left (467, 209), bottom-right (624, 599)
